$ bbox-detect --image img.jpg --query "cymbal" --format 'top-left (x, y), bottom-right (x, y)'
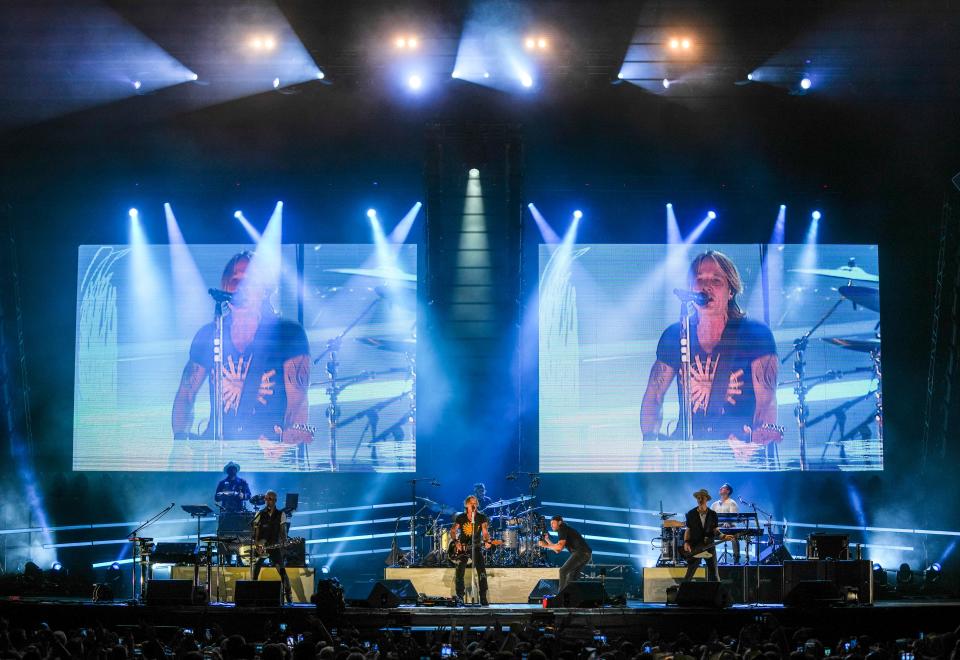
top-left (325, 267), bottom-right (417, 283)
top-left (355, 336), bottom-right (416, 352)
top-left (821, 337), bottom-right (881, 353)
top-left (790, 265), bottom-right (878, 283)
top-left (514, 507), bottom-right (544, 516)
top-left (839, 285), bottom-right (880, 313)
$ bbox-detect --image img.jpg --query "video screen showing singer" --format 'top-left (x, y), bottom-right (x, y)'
top-left (640, 250), bottom-right (781, 454)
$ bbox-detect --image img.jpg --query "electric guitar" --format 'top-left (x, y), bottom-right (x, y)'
top-left (680, 530), bottom-right (758, 560)
top-left (447, 539), bottom-right (503, 560)
top-left (250, 536), bottom-right (304, 558)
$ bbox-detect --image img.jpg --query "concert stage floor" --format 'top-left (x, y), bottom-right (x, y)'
top-left (1, 597), bottom-right (958, 643)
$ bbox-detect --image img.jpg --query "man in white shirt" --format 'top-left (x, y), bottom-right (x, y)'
top-left (711, 483), bottom-right (740, 565)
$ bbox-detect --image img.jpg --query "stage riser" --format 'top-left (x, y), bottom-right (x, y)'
top-left (169, 567), bottom-right (315, 603)
top-left (384, 567), bottom-right (560, 603)
top-left (644, 567), bottom-right (784, 603)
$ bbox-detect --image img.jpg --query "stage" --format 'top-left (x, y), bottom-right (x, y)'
top-left (0, 596), bottom-right (957, 643)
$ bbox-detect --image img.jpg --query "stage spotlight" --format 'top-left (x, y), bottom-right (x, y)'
top-left (669, 38), bottom-right (679, 49)
top-left (573, 210), bottom-right (583, 220)
top-left (396, 37), bottom-right (406, 48)
top-left (896, 563), bottom-right (913, 584)
top-left (617, 72), bottom-right (623, 80)
top-left (519, 72), bottom-right (533, 88)
top-left (780, 204), bottom-right (786, 210)
top-left (272, 77), bottom-right (280, 89)
top-left (233, 210), bottom-right (242, 219)
top-left (681, 38), bottom-right (691, 49)
top-left (408, 36), bottom-right (418, 49)
top-left (367, 208), bottom-right (377, 219)
top-left (251, 36), bottom-right (263, 50)
top-left (811, 210), bottom-right (821, 221)
top-left (800, 77), bottom-right (812, 90)
top-left (105, 562), bottom-right (122, 585)
top-left (321, 565), bottom-right (330, 575)
top-left (525, 37), bottom-right (536, 50)
top-left (128, 208), bottom-right (138, 219)
top-left (747, 72), bottom-right (754, 81)
top-left (451, 70), bottom-right (460, 78)
top-left (132, 80), bottom-right (142, 90)
top-left (407, 74), bottom-right (422, 90)
top-left (538, 37), bottom-right (548, 49)
top-left (189, 73), bottom-right (199, 81)
top-left (666, 203), bottom-right (672, 208)
top-left (662, 78), bottom-right (670, 89)
top-left (316, 70), bottom-right (325, 80)
top-left (483, 71), bottom-right (490, 79)
top-left (925, 563), bottom-right (942, 583)
top-left (263, 36), bottom-right (276, 50)
top-left (707, 210), bottom-right (717, 220)
top-left (468, 168), bottom-right (479, 177)
top-left (51, 561), bottom-right (63, 571)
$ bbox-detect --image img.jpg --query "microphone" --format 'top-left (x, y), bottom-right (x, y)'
top-left (673, 289), bottom-right (710, 306)
top-left (208, 288), bottom-right (233, 303)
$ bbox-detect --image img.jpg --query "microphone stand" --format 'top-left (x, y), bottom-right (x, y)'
top-left (127, 502), bottom-right (176, 603)
top-left (405, 477), bottom-right (438, 566)
top-left (210, 295), bottom-right (229, 446)
top-left (678, 301), bottom-right (695, 442)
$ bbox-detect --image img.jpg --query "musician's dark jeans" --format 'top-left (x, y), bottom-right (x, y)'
top-left (559, 550), bottom-right (593, 591)
top-left (253, 549), bottom-right (292, 600)
top-left (454, 544), bottom-right (489, 603)
top-left (684, 549), bottom-right (720, 582)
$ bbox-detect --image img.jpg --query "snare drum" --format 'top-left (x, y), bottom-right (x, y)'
top-left (501, 528), bottom-right (520, 549)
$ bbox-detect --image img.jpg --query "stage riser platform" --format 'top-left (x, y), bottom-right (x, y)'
top-left (167, 567), bottom-right (316, 604)
top-left (385, 568), bottom-right (560, 603)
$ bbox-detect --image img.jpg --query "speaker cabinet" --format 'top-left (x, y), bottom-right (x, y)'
top-left (758, 545), bottom-right (794, 565)
top-left (783, 580), bottom-right (841, 607)
top-left (527, 579), bottom-right (560, 603)
top-left (675, 581), bottom-right (733, 608)
top-left (547, 581), bottom-right (605, 607)
top-left (833, 560), bottom-right (874, 605)
top-left (345, 580), bottom-right (418, 608)
top-left (145, 579), bottom-right (195, 606)
top-left (234, 580), bottom-right (283, 607)
top-left (806, 534), bottom-right (849, 560)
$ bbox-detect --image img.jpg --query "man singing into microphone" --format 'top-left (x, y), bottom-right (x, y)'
top-left (640, 251), bottom-right (781, 454)
top-left (172, 251), bottom-right (312, 455)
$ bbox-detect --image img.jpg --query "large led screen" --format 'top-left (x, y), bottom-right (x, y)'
top-left (539, 244), bottom-right (882, 472)
top-left (74, 244), bottom-right (416, 472)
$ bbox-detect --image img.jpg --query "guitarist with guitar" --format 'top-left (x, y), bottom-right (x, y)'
top-left (449, 495), bottom-right (493, 606)
top-left (252, 490), bottom-right (293, 604)
top-left (682, 488), bottom-right (735, 582)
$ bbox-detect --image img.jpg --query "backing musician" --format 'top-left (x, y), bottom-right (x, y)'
top-left (214, 461), bottom-right (251, 513)
top-left (449, 495), bottom-right (491, 606)
top-left (711, 482), bottom-right (740, 564)
top-left (683, 489), bottom-right (734, 582)
top-left (539, 515), bottom-right (593, 592)
top-left (252, 490), bottom-right (292, 604)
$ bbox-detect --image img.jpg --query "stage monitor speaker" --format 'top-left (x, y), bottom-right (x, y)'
top-left (833, 560), bottom-right (874, 605)
top-left (675, 581), bottom-right (733, 608)
top-left (547, 581), bottom-right (605, 607)
top-left (145, 579), bottom-right (195, 606)
top-left (312, 578), bottom-right (346, 618)
top-left (758, 545), bottom-right (794, 565)
top-left (345, 580), bottom-right (418, 608)
top-left (234, 580), bottom-right (283, 607)
top-left (783, 580), bottom-right (842, 607)
top-left (527, 579), bottom-right (560, 603)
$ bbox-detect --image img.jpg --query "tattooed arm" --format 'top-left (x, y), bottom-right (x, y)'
top-left (281, 353), bottom-right (311, 441)
top-left (172, 361), bottom-right (207, 437)
top-left (749, 353), bottom-right (780, 443)
top-left (641, 360), bottom-right (676, 440)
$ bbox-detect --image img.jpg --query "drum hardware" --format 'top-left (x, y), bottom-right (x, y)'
top-left (790, 259), bottom-right (879, 283)
top-left (323, 267), bottom-right (417, 284)
top-left (355, 336), bottom-right (417, 353)
top-left (181, 505), bottom-right (214, 589)
top-left (404, 477), bottom-right (441, 566)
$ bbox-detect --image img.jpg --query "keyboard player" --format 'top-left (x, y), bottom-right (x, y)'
top-left (711, 483), bottom-right (740, 564)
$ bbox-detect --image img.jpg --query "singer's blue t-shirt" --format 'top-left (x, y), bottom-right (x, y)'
top-left (655, 316), bottom-right (776, 440)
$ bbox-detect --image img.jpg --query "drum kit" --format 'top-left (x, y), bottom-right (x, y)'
top-left (783, 258), bottom-right (883, 469)
top-left (310, 267), bottom-right (417, 472)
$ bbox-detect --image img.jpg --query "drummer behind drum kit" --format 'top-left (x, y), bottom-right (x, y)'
top-left (783, 258), bottom-right (883, 469)
top-left (412, 495), bottom-right (551, 568)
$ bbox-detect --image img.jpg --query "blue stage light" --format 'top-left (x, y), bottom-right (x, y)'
top-left (128, 208), bottom-right (138, 218)
top-left (666, 203), bottom-right (672, 208)
top-left (800, 77), bottom-right (812, 90)
top-left (780, 204), bottom-right (786, 210)
top-left (321, 565), bottom-right (330, 574)
top-left (519, 72), bottom-right (533, 88)
top-left (366, 208), bottom-right (377, 219)
top-left (812, 210), bottom-right (822, 221)
top-left (573, 210), bottom-right (583, 220)
top-left (132, 80), bottom-right (142, 90)
top-left (407, 74), bottom-right (423, 90)
top-left (662, 78), bottom-right (670, 89)
top-left (747, 72), bottom-right (754, 81)
top-left (316, 70), bottom-right (325, 80)
top-left (707, 211), bottom-right (717, 220)
top-left (189, 73), bottom-right (199, 81)
top-left (451, 70), bottom-right (460, 79)
top-left (51, 561), bottom-right (62, 571)
top-left (234, 210), bottom-right (242, 219)
top-left (272, 77), bottom-right (281, 89)
top-left (468, 168), bottom-right (479, 177)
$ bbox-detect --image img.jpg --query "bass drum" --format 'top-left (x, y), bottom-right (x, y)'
top-left (501, 529), bottom-right (520, 550)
